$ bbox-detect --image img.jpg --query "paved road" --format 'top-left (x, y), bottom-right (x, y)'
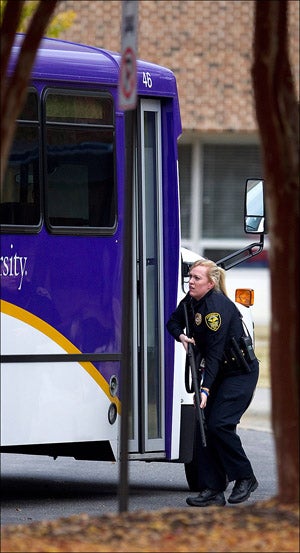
top-left (1, 390), bottom-right (276, 527)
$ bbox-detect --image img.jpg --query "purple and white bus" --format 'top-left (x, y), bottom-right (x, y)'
top-left (0, 35), bottom-right (265, 488)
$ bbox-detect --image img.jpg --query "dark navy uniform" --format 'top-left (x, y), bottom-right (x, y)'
top-left (167, 289), bottom-right (259, 492)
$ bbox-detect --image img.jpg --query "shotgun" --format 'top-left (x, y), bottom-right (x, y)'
top-left (183, 302), bottom-right (207, 447)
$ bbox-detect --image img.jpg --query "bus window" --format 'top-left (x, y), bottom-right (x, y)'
top-left (44, 90), bottom-right (116, 231)
top-left (0, 90), bottom-right (40, 228)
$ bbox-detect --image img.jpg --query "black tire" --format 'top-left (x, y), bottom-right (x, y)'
top-left (184, 438), bottom-right (201, 491)
top-left (184, 460), bottom-right (199, 491)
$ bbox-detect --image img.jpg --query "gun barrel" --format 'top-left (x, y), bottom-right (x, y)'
top-left (183, 301), bottom-right (207, 448)
top-left (188, 346), bottom-right (207, 447)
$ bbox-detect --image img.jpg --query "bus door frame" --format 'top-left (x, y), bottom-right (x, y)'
top-left (129, 98), bottom-right (165, 455)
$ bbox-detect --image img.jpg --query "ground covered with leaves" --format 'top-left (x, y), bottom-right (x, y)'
top-left (1, 498), bottom-right (299, 552)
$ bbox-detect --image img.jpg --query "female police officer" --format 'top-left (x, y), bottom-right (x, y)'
top-left (166, 259), bottom-right (259, 507)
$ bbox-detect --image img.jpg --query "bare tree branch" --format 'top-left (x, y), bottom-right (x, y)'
top-left (1, 0), bottom-right (59, 184)
top-left (0, 0), bottom-right (25, 101)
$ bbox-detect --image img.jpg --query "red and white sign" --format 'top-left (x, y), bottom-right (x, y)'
top-left (118, 1), bottom-right (138, 111)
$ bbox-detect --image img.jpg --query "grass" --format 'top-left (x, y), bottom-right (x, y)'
top-left (254, 324), bottom-right (270, 388)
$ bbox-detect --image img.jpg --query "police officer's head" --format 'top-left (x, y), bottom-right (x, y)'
top-left (188, 259), bottom-right (227, 300)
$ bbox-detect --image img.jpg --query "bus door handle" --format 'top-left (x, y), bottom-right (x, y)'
top-left (146, 257), bottom-right (156, 266)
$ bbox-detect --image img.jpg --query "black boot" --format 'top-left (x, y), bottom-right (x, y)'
top-left (186, 488), bottom-right (226, 507)
top-left (228, 475), bottom-right (258, 504)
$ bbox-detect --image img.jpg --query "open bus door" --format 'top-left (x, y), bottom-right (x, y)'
top-left (129, 99), bottom-right (166, 457)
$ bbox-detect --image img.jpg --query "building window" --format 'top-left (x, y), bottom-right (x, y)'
top-left (178, 140), bottom-right (263, 261)
top-left (178, 144), bottom-right (192, 238)
top-left (203, 144), bottom-right (262, 240)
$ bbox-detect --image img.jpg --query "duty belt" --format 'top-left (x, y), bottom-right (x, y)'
top-left (222, 337), bottom-right (251, 373)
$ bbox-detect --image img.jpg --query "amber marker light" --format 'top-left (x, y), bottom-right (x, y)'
top-left (235, 288), bottom-right (254, 307)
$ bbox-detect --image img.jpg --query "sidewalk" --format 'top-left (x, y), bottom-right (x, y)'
top-left (239, 387), bottom-right (272, 432)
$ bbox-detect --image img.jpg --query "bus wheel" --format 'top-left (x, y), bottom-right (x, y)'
top-left (184, 424), bottom-right (201, 491)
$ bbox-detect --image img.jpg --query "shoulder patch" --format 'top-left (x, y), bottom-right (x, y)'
top-left (205, 312), bottom-right (221, 331)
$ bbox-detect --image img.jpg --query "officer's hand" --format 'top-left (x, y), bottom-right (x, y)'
top-left (193, 392), bottom-right (207, 409)
top-left (179, 334), bottom-right (195, 352)
top-left (200, 391), bottom-right (208, 408)
top-left (194, 392), bottom-right (207, 409)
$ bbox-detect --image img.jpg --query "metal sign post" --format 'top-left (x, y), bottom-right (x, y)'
top-left (118, 0), bottom-right (138, 514)
top-left (118, 0), bottom-right (138, 112)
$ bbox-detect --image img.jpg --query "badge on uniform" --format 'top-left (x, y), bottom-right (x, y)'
top-left (205, 312), bottom-right (221, 331)
top-left (195, 312), bottom-right (202, 326)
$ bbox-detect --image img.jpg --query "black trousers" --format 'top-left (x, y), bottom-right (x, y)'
top-left (195, 360), bottom-right (259, 491)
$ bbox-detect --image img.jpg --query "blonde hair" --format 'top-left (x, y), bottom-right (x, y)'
top-left (191, 259), bottom-right (228, 296)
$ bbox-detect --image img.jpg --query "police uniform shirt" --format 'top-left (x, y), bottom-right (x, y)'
top-left (166, 289), bottom-right (244, 390)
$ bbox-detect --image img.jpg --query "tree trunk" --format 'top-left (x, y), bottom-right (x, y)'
top-left (0, 0), bottom-right (58, 185)
top-left (252, 0), bottom-right (299, 504)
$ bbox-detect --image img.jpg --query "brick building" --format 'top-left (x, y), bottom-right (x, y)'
top-left (57, 0), bottom-right (299, 269)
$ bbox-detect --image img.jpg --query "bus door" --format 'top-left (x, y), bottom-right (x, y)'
top-left (129, 99), bottom-right (165, 455)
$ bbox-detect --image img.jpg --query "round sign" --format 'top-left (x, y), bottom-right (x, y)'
top-left (120, 46), bottom-right (137, 100)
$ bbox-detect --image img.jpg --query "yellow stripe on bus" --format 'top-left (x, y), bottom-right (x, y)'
top-left (0, 299), bottom-right (121, 413)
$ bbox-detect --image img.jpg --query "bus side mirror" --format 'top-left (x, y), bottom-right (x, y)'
top-left (244, 178), bottom-right (266, 234)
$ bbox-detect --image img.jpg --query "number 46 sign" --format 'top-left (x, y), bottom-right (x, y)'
top-left (143, 72), bottom-right (152, 88)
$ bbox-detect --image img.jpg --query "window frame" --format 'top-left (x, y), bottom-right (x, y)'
top-left (0, 88), bottom-right (42, 234)
top-left (42, 87), bottom-right (117, 236)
